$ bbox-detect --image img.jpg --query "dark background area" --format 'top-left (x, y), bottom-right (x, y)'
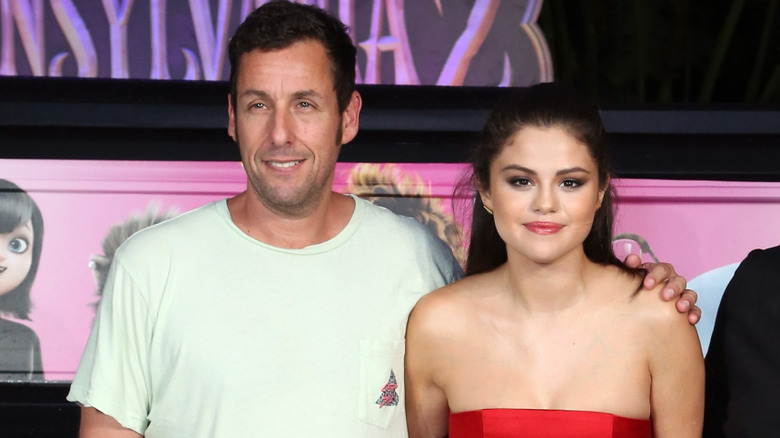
top-left (539, 0), bottom-right (778, 104)
top-left (1, 77), bottom-right (778, 181)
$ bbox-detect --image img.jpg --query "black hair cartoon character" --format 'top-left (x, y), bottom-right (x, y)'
top-left (0, 179), bottom-right (43, 381)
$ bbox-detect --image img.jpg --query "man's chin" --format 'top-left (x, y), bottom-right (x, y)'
top-left (255, 190), bottom-right (321, 216)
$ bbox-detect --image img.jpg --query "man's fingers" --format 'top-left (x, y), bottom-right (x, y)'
top-left (641, 262), bottom-right (681, 293)
top-left (624, 253), bottom-right (642, 269)
top-left (687, 305), bottom-right (702, 325)
top-left (660, 275), bottom-right (688, 300)
top-left (676, 289), bottom-right (701, 325)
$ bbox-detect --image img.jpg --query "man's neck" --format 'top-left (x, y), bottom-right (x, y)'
top-left (226, 190), bottom-right (355, 249)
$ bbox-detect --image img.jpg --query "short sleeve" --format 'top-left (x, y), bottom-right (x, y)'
top-left (67, 255), bottom-right (155, 435)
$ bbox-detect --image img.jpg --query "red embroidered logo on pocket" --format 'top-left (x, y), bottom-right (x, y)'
top-left (375, 369), bottom-right (399, 408)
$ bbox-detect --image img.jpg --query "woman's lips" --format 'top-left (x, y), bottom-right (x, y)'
top-left (524, 221), bottom-right (563, 235)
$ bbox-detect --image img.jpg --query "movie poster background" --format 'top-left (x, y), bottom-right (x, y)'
top-left (2, 158), bottom-right (780, 381)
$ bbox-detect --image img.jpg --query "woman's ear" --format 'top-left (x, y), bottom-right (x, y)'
top-left (478, 180), bottom-right (493, 213)
top-left (597, 176), bottom-right (610, 207)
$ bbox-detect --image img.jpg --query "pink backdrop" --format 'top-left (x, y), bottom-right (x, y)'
top-left (1, 159), bottom-right (778, 380)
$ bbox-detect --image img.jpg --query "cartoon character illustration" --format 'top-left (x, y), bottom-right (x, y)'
top-left (347, 163), bottom-right (467, 267)
top-left (0, 179), bottom-right (44, 381)
top-left (88, 203), bottom-right (178, 301)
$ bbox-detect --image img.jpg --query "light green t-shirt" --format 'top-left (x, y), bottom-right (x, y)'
top-left (68, 196), bottom-right (461, 437)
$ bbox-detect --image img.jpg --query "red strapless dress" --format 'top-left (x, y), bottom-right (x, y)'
top-left (449, 409), bottom-right (652, 438)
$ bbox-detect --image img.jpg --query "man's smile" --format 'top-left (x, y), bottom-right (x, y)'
top-left (267, 160), bottom-right (303, 168)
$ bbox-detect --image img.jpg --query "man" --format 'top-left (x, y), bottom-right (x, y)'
top-left (67, 2), bottom-right (698, 437)
top-left (704, 245), bottom-right (780, 437)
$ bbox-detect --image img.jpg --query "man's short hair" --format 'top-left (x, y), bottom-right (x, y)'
top-left (228, 0), bottom-right (357, 112)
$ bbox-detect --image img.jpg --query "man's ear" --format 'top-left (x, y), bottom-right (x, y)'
top-left (340, 91), bottom-right (362, 145)
top-left (227, 93), bottom-right (237, 142)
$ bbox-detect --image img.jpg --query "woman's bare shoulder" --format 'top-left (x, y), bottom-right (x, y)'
top-left (591, 265), bottom-right (680, 327)
top-left (626, 272), bottom-right (690, 333)
top-left (408, 273), bottom-right (494, 337)
top-left (414, 274), bottom-right (481, 311)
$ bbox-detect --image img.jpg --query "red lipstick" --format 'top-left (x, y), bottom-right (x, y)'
top-left (524, 221), bottom-right (563, 235)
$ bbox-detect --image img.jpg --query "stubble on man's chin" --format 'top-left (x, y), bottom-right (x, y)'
top-left (249, 178), bottom-right (322, 218)
top-left (232, 116), bottom-right (345, 218)
top-left (242, 151), bottom-right (335, 219)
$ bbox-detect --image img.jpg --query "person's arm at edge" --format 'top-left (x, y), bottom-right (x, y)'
top-left (647, 300), bottom-right (705, 437)
top-left (703, 289), bottom-right (729, 438)
top-left (624, 255), bottom-right (701, 324)
top-left (405, 294), bottom-right (450, 438)
top-left (80, 407), bottom-right (143, 438)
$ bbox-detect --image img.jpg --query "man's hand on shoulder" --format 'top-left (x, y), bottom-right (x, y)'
top-left (624, 254), bottom-right (701, 325)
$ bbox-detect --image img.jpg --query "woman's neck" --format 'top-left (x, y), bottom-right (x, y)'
top-left (502, 249), bottom-right (598, 314)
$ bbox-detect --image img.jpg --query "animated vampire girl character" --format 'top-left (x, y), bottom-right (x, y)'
top-left (0, 179), bottom-right (44, 381)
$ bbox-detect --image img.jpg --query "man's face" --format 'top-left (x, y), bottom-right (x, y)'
top-left (228, 40), bottom-right (360, 217)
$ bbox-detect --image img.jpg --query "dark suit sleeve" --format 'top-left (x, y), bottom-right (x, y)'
top-left (704, 246), bottom-right (780, 438)
top-left (704, 277), bottom-right (730, 438)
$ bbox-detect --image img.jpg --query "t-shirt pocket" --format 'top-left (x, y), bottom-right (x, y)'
top-left (358, 339), bottom-right (406, 430)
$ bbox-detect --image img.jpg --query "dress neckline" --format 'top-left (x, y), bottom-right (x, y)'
top-left (450, 408), bottom-right (649, 422)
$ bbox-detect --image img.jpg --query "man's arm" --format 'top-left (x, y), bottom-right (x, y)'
top-left (704, 246), bottom-right (780, 436)
top-left (703, 285), bottom-right (730, 437)
top-left (80, 407), bottom-right (143, 438)
top-left (625, 255), bottom-right (701, 324)
top-left (68, 254), bottom-right (154, 436)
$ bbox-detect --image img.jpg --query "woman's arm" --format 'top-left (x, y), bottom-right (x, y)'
top-left (647, 301), bottom-right (705, 437)
top-left (405, 295), bottom-right (451, 438)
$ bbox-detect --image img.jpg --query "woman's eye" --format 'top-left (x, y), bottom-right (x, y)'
top-left (561, 179), bottom-right (582, 188)
top-left (9, 237), bottom-right (29, 254)
top-left (510, 177), bottom-right (532, 186)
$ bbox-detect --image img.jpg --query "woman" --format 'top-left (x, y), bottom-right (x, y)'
top-left (405, 83), bottom-right (703, 437)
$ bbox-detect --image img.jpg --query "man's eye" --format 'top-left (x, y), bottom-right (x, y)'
top-left (252, 102), bottom-right (266, 109)
top-left (298, 101), bottom-right (312, 108)
top-left (9, 238), bottom-right (29, 254)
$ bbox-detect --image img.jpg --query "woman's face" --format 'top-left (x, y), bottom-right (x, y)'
top-left (480, 126), bottom-right (606, 265)
top-left (0, 220), bottom-right (34, 295)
